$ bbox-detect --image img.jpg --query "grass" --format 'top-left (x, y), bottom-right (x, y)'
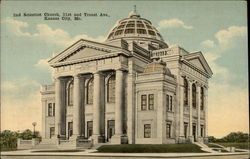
top-left (205, 143), bottom-right (222, 148)
top-left (0, 147), bottom-right (17, 151)
top-left (97, 144), bottom-right (206, 153)
top-left (32, 149), bottom-right (84, 152)
top-left (215, 142), bottom-right (249, 150)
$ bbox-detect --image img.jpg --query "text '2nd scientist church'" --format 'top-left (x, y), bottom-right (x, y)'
top-left (40, 8), bottom-right (213, 148)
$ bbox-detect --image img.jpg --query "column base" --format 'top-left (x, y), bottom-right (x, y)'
top-left (90, 135), bottom-right (105, 144)
top-left (188, 136), bottom-right (194, 143)
top-left (111, 135), bottom-right (128, 144)
top-left (111, 135), bottom-right (122, 144)
top-left (197, 137), bottom-right (204, 143)
top-left (178, 136), bottom-right (186, 143)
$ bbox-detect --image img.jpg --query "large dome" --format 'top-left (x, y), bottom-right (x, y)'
top-left (106, 9), bottom-right (168, 49)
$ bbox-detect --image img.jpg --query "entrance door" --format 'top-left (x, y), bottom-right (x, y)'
top-left (107, 120), bottom-right (115, 142)
top-left (87, 121), bottom-right (93, 138)
top-left (50, 127), bottom-right (55, 138)
top-left (192, 125), bottom-right (196, 142)
top-left (68, 122), bottom-right (73, 139)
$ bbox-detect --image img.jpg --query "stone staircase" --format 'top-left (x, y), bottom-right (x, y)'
top-left (194, 142), bottom-right (218, 153)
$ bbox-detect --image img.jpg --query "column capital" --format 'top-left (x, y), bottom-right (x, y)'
top-left (93, 71), bottom-right (104, 76)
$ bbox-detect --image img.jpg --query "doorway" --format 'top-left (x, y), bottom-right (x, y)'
top-left (87, 121), bottom-right (93, 138)
top-left (192, 124), bottom-right (196, 142)
top-left (50, 127), bottom-right (55, 138)
top-left (107, 120), bottom-right (115, 142)
top-left (68, 122), bottom-right (73, 139)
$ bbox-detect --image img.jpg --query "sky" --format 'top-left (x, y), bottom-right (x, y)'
top-left (0, 1), bottom-right (248, 138)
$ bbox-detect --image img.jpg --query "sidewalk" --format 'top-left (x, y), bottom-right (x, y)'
top-left (1, 148), bottom-right (249, 158)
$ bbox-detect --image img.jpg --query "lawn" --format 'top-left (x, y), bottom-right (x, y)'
top-left (32, 149), bottom-right (84, 152)
top-left (97, 144), bottom-right (206, 153)
top-left (205, 143), bottom-right (222, 148)
top-left (215, 142), bottom-right (249, 150)
top-left (0, 147), bottom-right (17, 151)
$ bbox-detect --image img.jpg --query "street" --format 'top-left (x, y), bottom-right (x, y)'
top-left (1, 154), bottom-right (249, 159)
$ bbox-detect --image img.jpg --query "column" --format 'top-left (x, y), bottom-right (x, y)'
top-left (179, 77), bottom-right (184, 138)
top-left (55, 77), bottom-right (62, 138)
top-left (188, 80), bottom-right (193, 140)
top-left (204, 87), bottom-right (208, 137)
top-left (111, 69), bottom-right (124, 144)
top-left (72, 75), bottom-right (81, 139)
top-left (197, 84), bottom-right (201, 139)
top-left (115, 69), bottom-right (124, 135)
top-left (92, 72), bottom-right (101, 143)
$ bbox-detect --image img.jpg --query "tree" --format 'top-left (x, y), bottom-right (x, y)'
top-left (222, 132), bottom-right (249, 142)
top-left (0, 130), bottom-right (19, 150)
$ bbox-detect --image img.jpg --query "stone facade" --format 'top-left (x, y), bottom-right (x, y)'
top-left (40, 9), bottom-right (212, 147)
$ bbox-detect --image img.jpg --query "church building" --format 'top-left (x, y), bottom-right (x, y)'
top-left (40, 8), bottom-right (213, 148)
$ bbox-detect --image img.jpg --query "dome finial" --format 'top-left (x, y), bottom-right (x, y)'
top-left (134, 5), bottom-right (137, 13)
top-left (129, 5), bottom-right (140, 18)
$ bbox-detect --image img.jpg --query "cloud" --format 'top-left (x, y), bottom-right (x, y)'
top-left (201, 40), bottom-right (215, 48)
top-left (215, 26), bottom-right (247, 51)
top-left (157, 18), bottom-right (193, 30)
top-left (35, 58), bottom-right (51, 70)
top-left (3, 17), bottom-right (106, 47)
top-left (1, 78), bottom-right (42, 131)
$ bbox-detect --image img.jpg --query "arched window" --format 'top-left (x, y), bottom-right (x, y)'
top-left (107, 75), bottom-right (115, 103)
top-left (87, 78), bottom-right (93, 104)
top-left (68, 81), bottom-right (73, 106)
top-left (184, 78), bottom-right (188, 106)
top-left (192, 84), bottom-right (196, 108)
top-left (200, 87), bottom-right (204, 110)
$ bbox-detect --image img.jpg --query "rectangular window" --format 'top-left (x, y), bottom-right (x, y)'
top-left (166, 95), bottom-right (169, 111)
top-left (148, 94), bottom-right (154, 110)
top-left (184, 123), bottom-right (188, 138)
top-left (166, 123), bottom-right (171, 138)
top-left (144, 124), bottom-right (151, 138)
top-left (170, 96), bottom-right (173, 111)
top-left (141, 95), bottom-right (147, 110)
top-left (48, 103), bottom-right (53, 116)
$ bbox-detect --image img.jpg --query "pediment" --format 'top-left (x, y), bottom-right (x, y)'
top-left (60, 47), bottom-right (109, 62)
top-left (188, 58), bottom-right (206, 72)
top-left (48, 39), bottom-right (130, 67)
top-left (184, 52), bottom-right (213, 76)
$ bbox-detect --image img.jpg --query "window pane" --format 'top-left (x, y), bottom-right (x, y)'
top-left (53, 103), bottom-right (55, 116)
top-left (48, 103), bottom-right (52, 116)
top-left (170, 96), bottom-right (172, 111)
top-left (166, 95), bottom-right (169, 111)
top-left (68, 81), bottom-right (73, 106)
top-left (200, 87), bottom-right (204, 110)
top-left (144, 124), bottom-right (151, 138)
top-left (148, 94), bottom-right (154, 110)
top-left (141, 95), bottom-right (147, 110)
top-left (87, 79), bottom-right (93, 104)
top-left (107, 75), bottom-right (115, 103)
top-left (184, 79), bottom-right (188, 106)
top-left (192, 84), bottom-right (196, 108)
